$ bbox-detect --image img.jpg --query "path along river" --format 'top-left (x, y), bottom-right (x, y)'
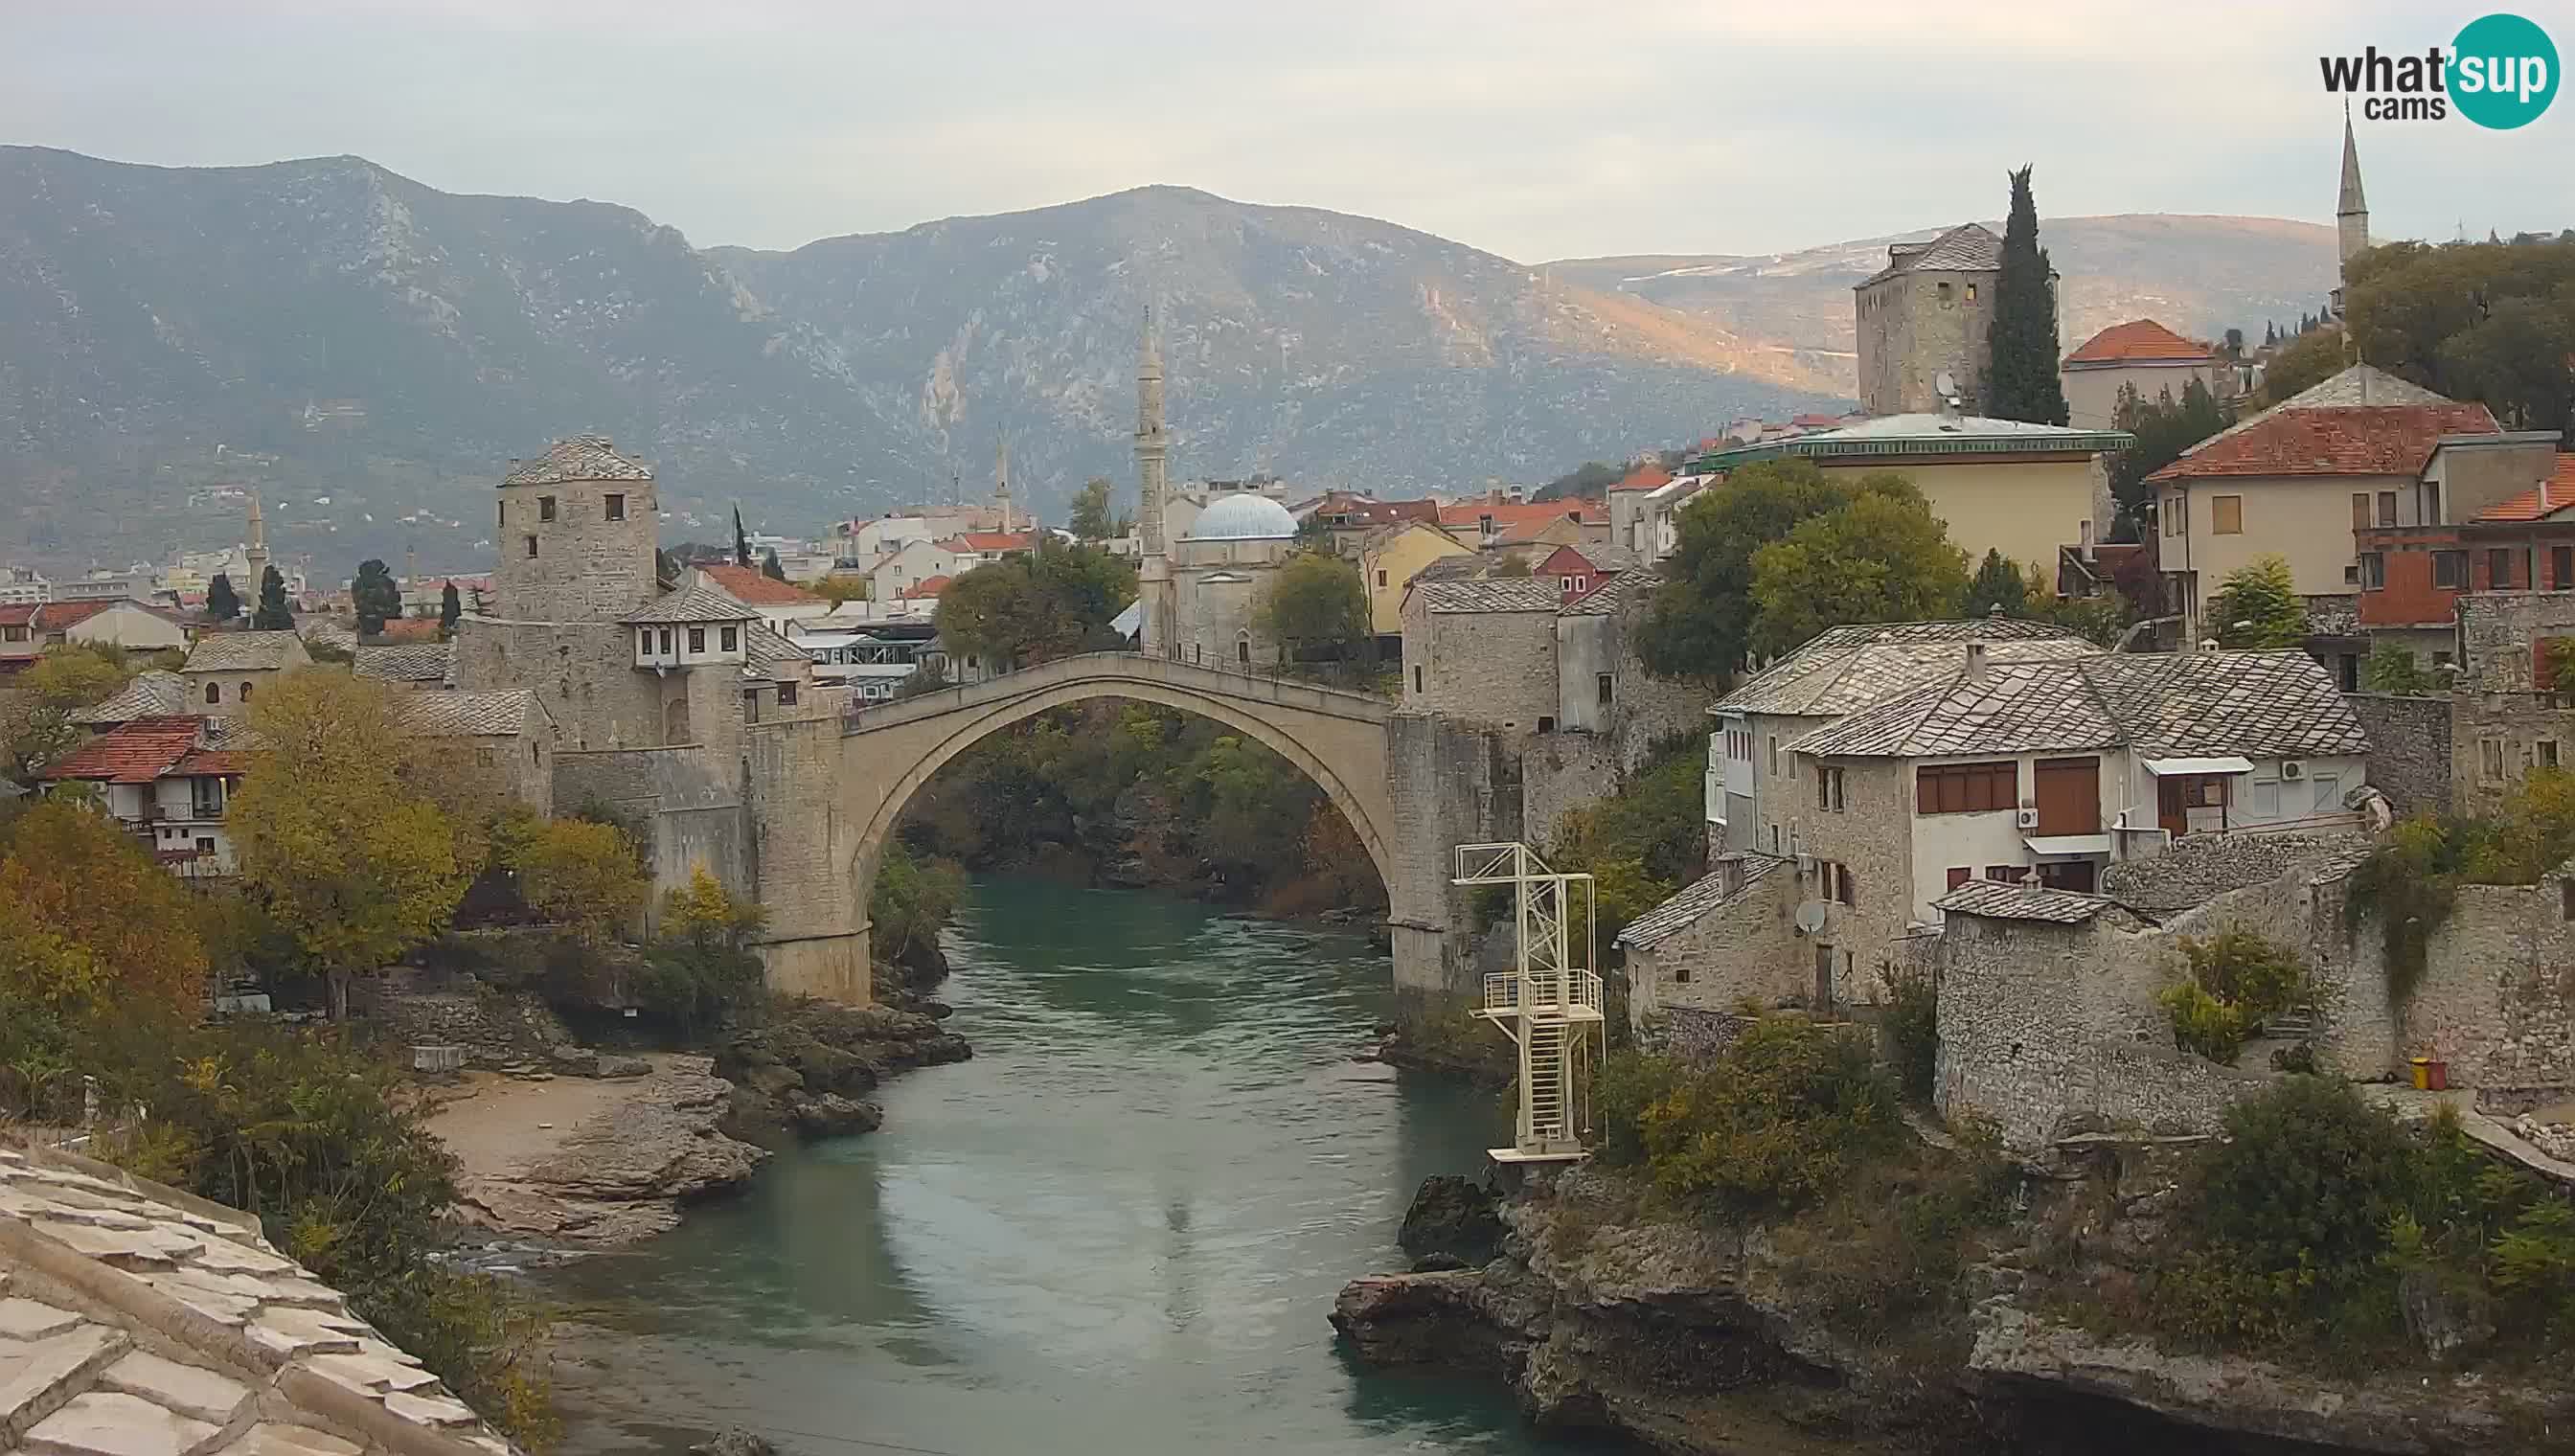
top-left (542, 876), bottom-right (1601, 1456)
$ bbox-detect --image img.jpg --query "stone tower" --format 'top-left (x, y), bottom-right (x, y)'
top-left (242, 491), bottom-right (269, 594)
top-left (994, 440), bottom-right (1014, 535)
top-left (490, 434), bottom-right (659, 623)
top-left (2334, 106), bottom-right (2370, 317)
top-left (1135, 307), bottom-right (1176, 657)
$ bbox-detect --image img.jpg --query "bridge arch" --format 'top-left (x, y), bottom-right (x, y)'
top-left (823, 654), bottom-right (1412, 1005)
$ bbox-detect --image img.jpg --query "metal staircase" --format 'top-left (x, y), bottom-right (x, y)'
top-left (1454, 843), bottom-right (1604, 1163)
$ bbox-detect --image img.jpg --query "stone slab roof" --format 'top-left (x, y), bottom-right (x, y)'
top-left (71, 672), bottom-right (190, 726)
top-left (1412, 579), bottom-right (1566, 615)
top-left (0, 1140), bottom-right (517, 1456)
top-left (741, 622), bottom-right (808, 679)
top-left (1789, 658), bottom-right (2122, 758)
top-left (353, 644), bottom-right (452, 686)
top-left (1616, 854), bottom-right (1788, 950)
top-left (1561, 569), bottom-right (1654, 617)
top-left (498, 435), bottom-right (652, 488)
top-left (1933, 879), bottom-right (2114, 923)
top-left (182, 634), bottom-right (303, 674)
top-left (1858, 222), bottom-right (2003, 286)
top-left (1715, 620), bottom-right (2093, 718)
top-left (621, 587), bottom-right (759, 626)
top-left (2100, 831), bottom-right (2371, 915)
top-left (398, 691), bottom-right (538, 739)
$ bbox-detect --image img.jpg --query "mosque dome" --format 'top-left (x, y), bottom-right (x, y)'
top-left (1185, 493), bottom-right (1298, 541)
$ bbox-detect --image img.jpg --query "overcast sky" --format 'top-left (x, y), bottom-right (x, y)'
top-left (6, 1), bottom-right (2567, 262)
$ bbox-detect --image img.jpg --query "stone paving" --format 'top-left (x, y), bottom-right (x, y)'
top-left (0, 1142), bottom-right (515, 1456)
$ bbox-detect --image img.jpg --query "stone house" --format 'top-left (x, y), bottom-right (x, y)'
top-left (2146, 364), bottom-right (2499, 658)
top-left (353, 641), bottom-right (454, 691)
top-left (1400, 577), bottom-right (1563, 732)
top-left (399, 689), bottom-right (557, 816)
top-left (70, 670), bottom-right (191, 729)
top-left (1608, 470), bottom-right (1708, 568)
top-left (179, 630), bottom-right (310, 715)
top-left (1685, 414), bottom-right (2130, 589)
top-left (2452, 589), bottom-right (2575, 816)
top-left (1551, 571), bottom-right (1700, 769)
top-left (2059, 318), bottom-right (2224, 431)
top-left (1356, 520), bottom-right (1472, 636)
top-left (38, 715), bottom-right (247, 876)
top-left (1853, 222), bottom-right (2009, 417)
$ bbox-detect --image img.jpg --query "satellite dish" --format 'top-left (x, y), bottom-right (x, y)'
top-left (1794, 902), bottom-right (1829, 936)
top-left (1934, 369), bottom-right (1958, 399)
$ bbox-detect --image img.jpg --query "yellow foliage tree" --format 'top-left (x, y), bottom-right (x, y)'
top-left (22, 645), bottom-right (138, 711)
top-left (0, 802), bottom-right (212, 1018)
top-left (230, 672), bottom-right (469, 1019)
top-left (509, 819), bottom-right (647, 944)
top-left (813, 575), bottom-right (871, 606)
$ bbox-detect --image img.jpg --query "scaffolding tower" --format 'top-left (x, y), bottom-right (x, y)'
top-left (1453, 842), bottom-right (1604, 1163)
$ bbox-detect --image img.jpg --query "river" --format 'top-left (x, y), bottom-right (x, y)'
top-left (546, 876), bottom-right (1588, 1456)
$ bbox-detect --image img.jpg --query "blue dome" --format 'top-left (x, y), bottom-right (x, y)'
top-left (1186, 493), bottom-right (1297, 541)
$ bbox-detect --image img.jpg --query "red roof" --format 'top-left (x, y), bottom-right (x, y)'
top-left (947, 532), bottom-right (1039, 554)
top-left (1610, 463), bottom-right (1673, 494)
top-left (38, 601), bottom-right (117, 629)
top-left (1436, 500), bottom-right (1598, 531)
top-left (1789, 413), bottom-right (1847, 427)
top-left (40, 717), bottom-right (208, 785)
top-left (375, 617), bottom-right (444, 643)
top-left (2064, 319), bottom-right (2216, 366)
top-left (900, 575), bottom-right (954, 601)
top-left (698, 562), bottom-right (816, 605)
top-left (171, 749), bottom-right (250, 777)
top-left (2472, 454), bottom-right (2575, 523)
top-left (0, 604), bottom-right (39, 628)
top-left (2148, 403), bottom-right (2501, 484)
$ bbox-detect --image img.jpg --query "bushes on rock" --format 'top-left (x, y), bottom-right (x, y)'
top-left (635, 868), bottom-right (768, 1036)
top-left (1882, 966), bottom-right (1940, 1103)
top-left (2157, 929), bottom-right (2308, 1064)
top-left (2348, 772), bottom-right (2575, 1003)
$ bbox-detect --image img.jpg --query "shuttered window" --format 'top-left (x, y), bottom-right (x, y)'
top-left (1915, 761), bottom-right (2017, 814)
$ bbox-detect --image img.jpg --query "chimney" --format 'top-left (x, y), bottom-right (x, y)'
top-left (1717, 853), bottom-right (1746, 898)
top-left (1966, 641), bottom-right (1989, 681)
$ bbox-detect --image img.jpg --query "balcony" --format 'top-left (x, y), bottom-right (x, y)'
top-left (1481, 969), bottom-right (1606, 1022)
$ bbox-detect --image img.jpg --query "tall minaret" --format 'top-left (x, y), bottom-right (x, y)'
top-left (1135, 305), bottom-right (1175, 658)
top-left (2333, 104), bottom-right (2370, 317)
top-left (994, 440), bottom-right (1014, 535)
top-left (243, 491), bottom-right (270, 599)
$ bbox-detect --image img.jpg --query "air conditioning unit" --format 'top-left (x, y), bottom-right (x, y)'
top-left (2016, 808), bottom-right (2039, 829)
top-left (1794, 853), bottom-right (1814, 876)
top-left (2281, 761), bottom-right (2307, 781)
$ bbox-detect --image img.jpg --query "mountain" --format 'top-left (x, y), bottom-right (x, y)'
top-left (1545, 216), bottom-right (2340, 397)
top-left (0, 148), bottom-right (1838, 570)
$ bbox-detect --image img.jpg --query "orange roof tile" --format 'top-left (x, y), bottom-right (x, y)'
top-left (37, 601), bottom-right (119, 629)
top-left (900, 575), bottom-right (954, 601)
top-left (1610, 463), bottom-right (1674, 494)
top-left (1435, 500), bottom-right (1599, 531)
top-left (2472, 454), bottom-right (2575, 523)
top-left (374, 617), bottom-right (444, 642)
top-left (40, 716), bottom-right (207, 784)
top-left (171, 748), bottom-right (250, 777)
top-left (698, 562), bottom-right (817, 605)
top-left (2148, 403), bottom-right (2501, 484)
top-left (949, 532), bottom-right (1039, 554)
top-left (0, 604), bottom-right (40, 628)
top-left (2064, 319), bottom-right (2217, 366)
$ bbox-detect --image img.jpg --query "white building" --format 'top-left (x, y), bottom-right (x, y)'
top-left (40, 717), bottom-right (247, 877)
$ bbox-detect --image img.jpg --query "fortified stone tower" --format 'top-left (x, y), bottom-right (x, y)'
top-left (490, 434), bottom-right (659, 622)
top-left (1134, 307), bottom-right (1178, 657)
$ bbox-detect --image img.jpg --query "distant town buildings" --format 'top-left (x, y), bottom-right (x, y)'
top-left (2060, 319), bottom-right (2227, 430)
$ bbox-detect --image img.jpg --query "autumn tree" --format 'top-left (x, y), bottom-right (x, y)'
top-left (206, 572), bottom-right (241, 624)
top-left (2206, 556), bottom-right (2307, 648)
top-left (0, 802), bottom-right (213, 1023)
top-left (813, 575), bottom-right (870, 606)
top-left (230, 671), bottom-right (471, 1019)
top-left (1985, 165), bottom-right (2069, 425)
top-left (508, 818), bottom-right (647, 944)
top-left (23, 645), bottom-right (136, 712)
top-left (252, 565), bottom-right (292, 630)
top-left (1747, 485), bottom-right (1970, 657)
top-left (1255, 552), bottom-right (1370, 664)
top-left (1069, 477), bottom-right (1118, 540)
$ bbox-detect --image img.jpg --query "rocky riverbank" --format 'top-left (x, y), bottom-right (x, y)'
top-left (712, 998), bottom-right (971, 1145)
top-left (1333, 1164), bottom-right (2569, 1455)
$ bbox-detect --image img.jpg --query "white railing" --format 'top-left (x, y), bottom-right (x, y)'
top-left (1483, 968), bottom-right (1604, 1017)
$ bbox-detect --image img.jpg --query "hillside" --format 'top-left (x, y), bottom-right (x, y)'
top-left (1546, 216), bottom-right (2340, 395)
top-left (0, 148), bottom-right (1835, 569)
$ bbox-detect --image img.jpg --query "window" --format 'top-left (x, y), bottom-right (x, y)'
top-left (1814, 765), bottom-right (1845, 812)
top-left (1560, 576), bottom-right (1576, 592)
top-left (639, 629), bottom-right (653, 655)
top-left (1413, 666), bottom-right (1424, 693)
top-left (204, 682), bottom-right (220, 705)
top-left (605, 493), bottom-right (626, 521)
top-left (538, 495), bottom-right (557, 523)
top-left (1537, 716), bottom-right (1556, 733)
top-left (2481, 738), bottom-right (2507, 785)
top-left (475, 747), bottom-right (495, 768)
top-left (2433, 649), bottom-right (2454, 672)
top-left (192, 779), bottom-right (224, 820)
top-left (1985, 864), bottom-right (2020, 884)
top-left (1946, 867), bottom-right (1971, 891)
top-left (2345, 563), bottom-right (2360, 584)
top-left (1770, 824), bottom-right (1781, 853)
top-left (497, 502), bottom-right (506, 527)
top-left (2434, 551), bottom-right (2467, 589)
top-left (2489, 548), bottom-right (2513, 589)
top-left (2360, 553), bottom-right (2386, 590)
top-left (1767, 736), bottom-right (1779, 776)
top-left (2556, 547), bottom-right (2574, 590)
top-left (195, 837), bottom-right (215, 855)
top-left (1237, 636), bottom-right (1250, 665)
top-left (2210, 495), bottom-right (2243, 535)
top-left (1965, 283), bottom-right (1978, 303)
top-left (2249, 778), bottom-right (2280, 817)
top-left (2312, 773), bottom-right (2341, 811)
top-left (2541, 740), bottom-right (2561, 769)
top-left (2352, 492), bottom-right (2372, 531)
top-left (2378, 490), bottom-right (2398, 528)
top-left (720, 626), bottom-right (739, 652)
top-left (1938, 281), bottom-right (1953, 302)
top-left (1834, 864), bottom-right (1856, 906)
top-left (2425, 482), bottom-right (2442, 524)
top-left (1, 626), bottom-right (24, 643)
top-left (742, 692), bottom-right (760, 724)
top-left (659, 628), bottom-right (673, 653)
top-left (688, 626), bottom-right (706, 652)
top-left (525, 535), bottom-right (538, 558)
top-left (238, 681), bottom-right (252, 701)
top-left (778, 682), bottom-right (799, 708)
top-left (1596, 671), bottom-right (1614, 707)
top-left (1915, 761), bottom-right (2017, 814)
top-left (1376, 569), bottom-right (1387, 588)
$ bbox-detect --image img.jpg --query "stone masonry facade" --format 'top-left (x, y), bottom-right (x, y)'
top-left (2344, 692), bottom-right (2453, 816)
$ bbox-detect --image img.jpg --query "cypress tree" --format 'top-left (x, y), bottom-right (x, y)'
top-left (205, 572), bottom-right (241, 623)
top-left (252, 565), bottom-right (292, 630)
top-left (762, 547), bottom-right (787, 582)
top-left (352, 557), bottom-right (401, 636)
top-left (733, 506), bottom-right (752, 568)
top-left (1984, 165), bottom-right (2069, 425)
top-left (439, 580), bottom-right (462, 637)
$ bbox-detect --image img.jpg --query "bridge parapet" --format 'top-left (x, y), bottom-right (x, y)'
top-left (841, 651), bottom-right (1394, 736)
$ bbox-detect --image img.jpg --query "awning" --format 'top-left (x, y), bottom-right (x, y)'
top-left (2143, 755), bottom-right (2255, 777)
top-left (1110, 603), bottom-right (1143, 636)
top-left (2022, 834), bottom-right (2113, 857)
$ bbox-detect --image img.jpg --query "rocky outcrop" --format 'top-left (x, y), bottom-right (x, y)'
top-left (712, 998), bottom-right (969, 1145)
top-left (450, 1059), bottom-right (764, 1243)
top-left (1398, 1174), bottom-right (1503, 1270)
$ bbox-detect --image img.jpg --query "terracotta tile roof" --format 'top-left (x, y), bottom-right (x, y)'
top-left (2147, 402), bottom-right (2500, 483)
top-left (2472, 454), bottom-right (2575, 522)
top-left (946, 532), bottom-right (1039, 554)
top-left (373, 617), bottom-right (444, 643)
top-left (1858, 222), bottom-right (2003, 287)
top-left (0, 603), bottom-right (39, 627)
top-left (39, 716), bottom-right (207, 784)
top-left (1610, 463), bottom-right (1674, 493)
top-left (1561, 569), bottom-right (1657, 617)
top-left (1436, 500), bottom-right (1599, 533)
top-left (499, 433), bottom-right (653, 486)
top-left (2063, 318), bottom-right (2216, 366)
top-left (1617, 853), bottom-right (1789, 949)
top-left (697, 562), bottom-right (817, 605)
top-left (36, 599), bottom-right (119, 629)
top-left (899, 575), bottom-right (953, 601)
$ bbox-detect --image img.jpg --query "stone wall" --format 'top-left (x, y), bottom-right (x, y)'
top-left (553, 744), bottom-right (748, 921)
top-left (1401, 597), bottom-right (1559, 732)
top-left (491, 475), bottom-right (659, 624)
top-left (2400, 875), bottom-right (2575, 1096)
top-left (1786, 755), bottom-right (1920, 1007)
top-left (1386, 712), bottom-right (1522, 1008)
top-left (359, 967), bottom-right (574, 1069)
top-left (2343, 693), bottom-right (2452, 816)
top-left (455, 617), bottom-right (665, 750)
top-left (746, 713), bottom-right (867, 1003)
top-left (1520, 732), bottom-right (1620, 850)
top-left (1626, 869), bottom-right (1801, 1025)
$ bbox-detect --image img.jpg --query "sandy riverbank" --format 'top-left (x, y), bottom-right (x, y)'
top-left (423, 1054), bottom-right (765, 1245)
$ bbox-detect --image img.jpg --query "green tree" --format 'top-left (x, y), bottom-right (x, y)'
top-left (1985, 165), bottom-right (2069, 425)
top-left (2436, 295), bottom-right (2575, 434)
top-left (814, 575), bottom-right (870, 606)
top-left (935, 540), bottom-right (1136, 667)
top-left (1962, 548), bottom-right (2032, 617)
top-left (732, 506), bottom-right (752, 568)
top-left (637, 867), bottom-right (767, 1036)
top-left (2363, 643), bottom-right (2436, 694)
top-left (205, 572), bottom-right (241, 624)
top-left (1534, 461), bottom-right (1623, 502)
top-left (2206, 555), bottom-right (2306, 648)
top-left (352, 558), bottom-right (401, 637)
top-left (1069, 477), bottom-right (1117, 540)
top-left (1255, 553), bottom-right (1370, 663)
top-left (1636, 458), bottom-right (1853, 682)
top-left (252, 564), bottom-right (292, 630)
top-left (2345, 237), bottom-right (2575, 425)
top-left (2109, 377), bottom-right (2230, 535)
top-left (506, 818), bottom-right (647, 944)
top-left (1747, 484), bottom-right (1970, 658)
top-left (2259, 327), bottom-right (2346, 404)
top-left (439, 580), bottom-right (462, 638)
top-left (23, 644), bottom-right (137, 711)
top-left (762, 547), bottom-right (787, 581)
top-left (231, 672), bottom-right (470, 1019)
top-left (870, 840), bottom-right (965, 968)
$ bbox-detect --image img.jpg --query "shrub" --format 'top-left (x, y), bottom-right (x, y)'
top-left (1601, 1017), bottom-right (1903, 1218)
top-left (1883, 966), bottom-right (1939, 1102)
top-left (2161, 929), bottom-right (2307, 1064)
top-left (634, 868), bottom-right (768, 1036)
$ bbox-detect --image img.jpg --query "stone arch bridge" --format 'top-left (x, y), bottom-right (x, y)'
top-left (743, 653), bottom-right (1500, 1016)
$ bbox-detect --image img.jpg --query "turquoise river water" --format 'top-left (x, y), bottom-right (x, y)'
top-left (545, 876), bottom-right (1605, 1456)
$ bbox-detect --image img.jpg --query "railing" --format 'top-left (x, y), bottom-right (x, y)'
top-left (1482, 969), bottom-right (1604, 1017)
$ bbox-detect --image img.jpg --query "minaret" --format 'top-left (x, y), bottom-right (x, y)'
top-left (1135, 306), bottom-right (1175, 658)
top-left (993, 440), bottom-right (1014, 535)
top-left (243, 492), bottom-right (270, 601)
top-left (2333, 105), bottom-right (2369, 317)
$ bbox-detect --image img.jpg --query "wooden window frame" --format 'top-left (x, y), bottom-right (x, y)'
top-left (2210, 495), bottom-right (2243, 535)
top-left (1915, 761), bottom-right (2017, 815)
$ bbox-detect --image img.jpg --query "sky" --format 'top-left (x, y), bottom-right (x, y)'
top-left (5, 0), bottom-right (2569, 262)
